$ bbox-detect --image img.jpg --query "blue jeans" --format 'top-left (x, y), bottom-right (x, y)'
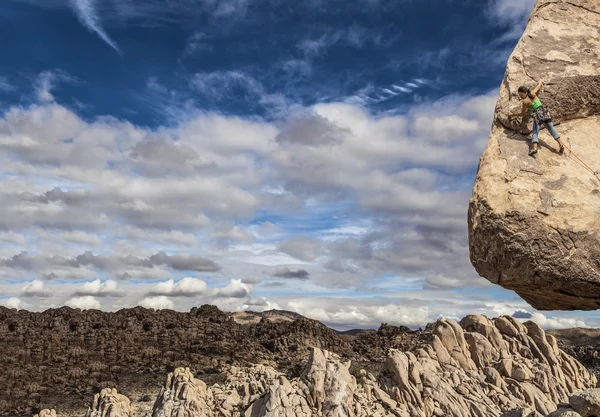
top-left (532, 120), bottom-right (560, 143)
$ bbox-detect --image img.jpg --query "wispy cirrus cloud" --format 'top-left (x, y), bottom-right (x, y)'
top-left (297, 26), bottom-right (389, 57)
top-left (69, 0), bottom-right (121, 52)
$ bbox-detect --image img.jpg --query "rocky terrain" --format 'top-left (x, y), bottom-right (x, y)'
top-left (468, 0), bottom-right (600, 309)
top-left (550, 328), bottom-right (600, 378)
top-left (2, 306), bottom-right (598, 417)
top-left (0, 305), bottom-right (427, 416)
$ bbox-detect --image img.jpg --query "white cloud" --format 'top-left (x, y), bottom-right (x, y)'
top-left (5, 81), bottom-right (589, 326)
top-left (75, 279), bottom-right (122, 297)
top-left (522, 312), bottom-right (589, 330)
top-left (217, 279), bottom-right (251, 298)
top-left (69, 0), bottom-right (120, 52)
top-left (487, 0), bottom-right (536, 22)
top-left (2, 297), bottom-right (23, 309)
top-left (138, 295), bottom-right (174, 310)
top-left (66, 295), bottom-right (101, 310)
top-left (33, 70), bottom-right (76, 103)
top-left (285, 298), bottom-right (433, 329)
top-left (486, 0), bottom-right (536, 40)
top-left (392, 85), bottom-right (411, 93)
top-left (149, 277), bottom-right (209, 297)
top-left (21, 280), bottom-right (51, 297)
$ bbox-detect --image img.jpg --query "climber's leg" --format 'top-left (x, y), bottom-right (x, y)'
top-left (545, 121), bottom-right (565, 154)
top-left (529, 121), bottom-right (540, 156)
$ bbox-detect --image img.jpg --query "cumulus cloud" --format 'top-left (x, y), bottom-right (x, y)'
top-left (516, 312), bottom-right (589, 330)
top-left (148, 277), bottom-right (209, 297)
top-left (285, 297), bottom-right (433, 329)
top-left (512, 310), bottom-right (533, 319)
top-left (245, 296), bottom-right (269, 307)
top-left (66, 295), bottom-right (101, 310)
top-left (0, 251), bottom-right (219, 279)
top-left (21, 280), bottom-right (51, 297)
top-left (272, 267), bottom-right (310, 279)
top-left (74, 279), bottom-right (123, 297)
top-left (2, 297), bottom-right (23, 309)
top-left (217, 279), bottom-right (251, 298)
top-left (138, 295), bottom-right (174, 310)
top-left (276, 113), bottom-right (346, 146)
top-left (3, 81), bottom-right (567, 326)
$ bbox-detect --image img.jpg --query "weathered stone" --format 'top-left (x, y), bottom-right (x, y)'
top-left (569, 388), bottom-right (600, 416)
top-left (152, 367), bottom-right (210, 417)
top-left (86, 388), bottom-right (132, 417)
top-left (6, 312), bottom-right (599, 417)
top-left (468, 0), bottom-right (600, 310)
top-left (547, 408), bottom-right (582, 417)
top-left (500, 408), bottom-right (543, 417)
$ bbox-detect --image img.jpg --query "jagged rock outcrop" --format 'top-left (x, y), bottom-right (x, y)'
top-left (152, 367), bottom-right (212, 417)
top-left (148, 315), bottom-right (595, 417)
top-left (85, 388), bottom-right (132, 417)
top-left (7, 312), bottom-right (599, 417)
top-left (468, 0), bottom-right (600, 310)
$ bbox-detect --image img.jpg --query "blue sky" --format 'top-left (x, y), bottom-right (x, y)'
top-left (1, 0), bottom-right (597, 329)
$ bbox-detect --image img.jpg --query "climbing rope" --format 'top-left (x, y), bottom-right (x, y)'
top-left (562, 142), bottom-right (600, 182)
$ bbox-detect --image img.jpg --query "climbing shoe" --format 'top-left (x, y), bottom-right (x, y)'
top-left (529, 148), bottom-right (538, 157)
top-left (559, 145), bottom-right (565, 155)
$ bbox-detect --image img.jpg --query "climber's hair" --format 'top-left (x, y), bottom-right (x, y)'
top-left (517, 86), bottom-right (535, 99)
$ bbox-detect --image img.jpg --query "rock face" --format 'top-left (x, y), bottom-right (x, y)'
top-left (24, 314), bottom-right (598, 417)
top-left (549, 328), bottom-right (600, 378)
top-left (468, 0), bottom-right (600, 310)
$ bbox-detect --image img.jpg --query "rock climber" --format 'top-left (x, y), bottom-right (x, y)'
top-left (508, 80), bottom-right (566, 157)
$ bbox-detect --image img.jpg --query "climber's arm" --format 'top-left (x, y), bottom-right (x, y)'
top-left (531, 80), bottom-right (543, 95)
top-left (508, 102), bottom-right (528, 117)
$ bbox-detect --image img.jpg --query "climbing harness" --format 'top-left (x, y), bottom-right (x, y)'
top-left (562, 142), bottom-right (600, 182)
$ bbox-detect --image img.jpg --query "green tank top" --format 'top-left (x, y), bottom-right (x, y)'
top-left (528, 96), bottom-right (542, 111)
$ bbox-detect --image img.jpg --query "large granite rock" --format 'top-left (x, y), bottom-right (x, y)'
top-left (468, 0), bottom-right (600, 310)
